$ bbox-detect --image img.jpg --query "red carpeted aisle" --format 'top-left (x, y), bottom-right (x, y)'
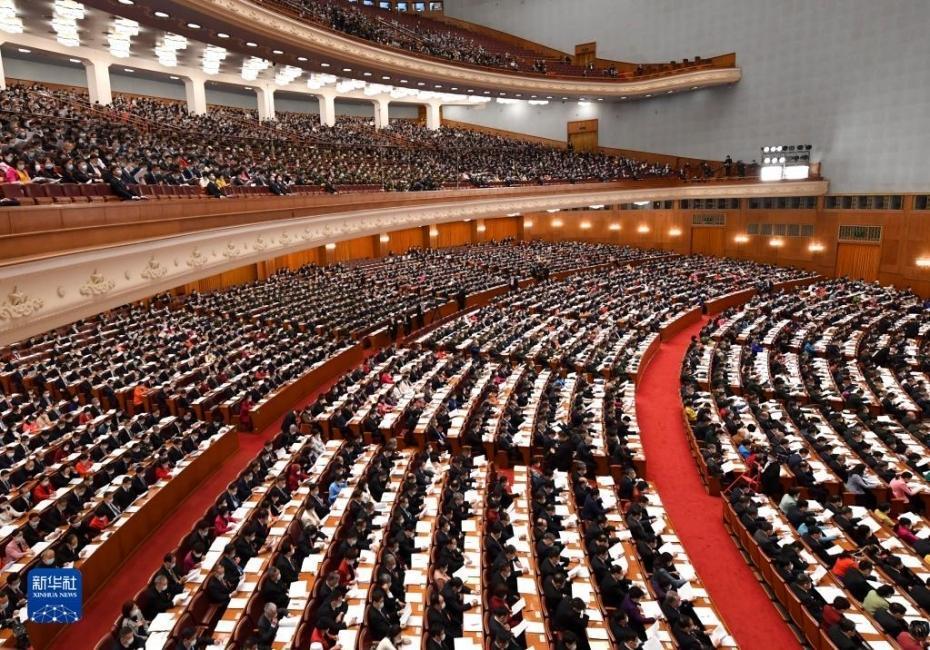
top-left (51, 375), bottom-right (345, 650)
top-left (635, 318), bottom-right (799, 650)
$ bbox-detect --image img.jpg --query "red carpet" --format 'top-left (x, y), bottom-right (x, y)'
top-left (51, 375), bottom-right (347, 650)
top-left (635, 318), bottom-right (800, 650)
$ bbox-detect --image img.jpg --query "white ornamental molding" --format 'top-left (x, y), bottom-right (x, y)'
top-left (78, 270), bottom-right (116, 297)
top-left (0, 179), bottom-right (826, 346)
top-left (140, 256), bottom-right (168, 280)
top-left (0, 287), bottom-right (43, 322)
top-left (179, 0), bottom-right (740, 97)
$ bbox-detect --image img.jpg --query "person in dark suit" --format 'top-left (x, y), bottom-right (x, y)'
top-left (427, 625), bottom-right (449, 650)
top-left (554, 597), bottom-right (590, 649)
top-left (827, 617), bottom-right (864, 650)
top-left (841, 561), bottom-right (874, 602)
top-left (260, 566), bottom-right (289, 611)
top-left (141, 574), bottom-right (173, 620)
top-left (255, 602), bottom-right (279, 650)
top-left (206, 565), bottom-right (233, 606)
top-left (366, 589), bottom-right (394, 640)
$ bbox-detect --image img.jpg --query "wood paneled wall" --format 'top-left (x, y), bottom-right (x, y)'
top-left (164, 199), bottom-right (930, 298)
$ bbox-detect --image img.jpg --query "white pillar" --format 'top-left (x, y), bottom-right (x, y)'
top-left (255, 85), bottom-right (275, 121)
top-left (184, 75), bottom-right (207, 115)
top-left (84, 59), bottom-right (112, 106)
top-left (0, 47), bottom-right (6, 91)
top-left (425, 102), bottom-right (441, 130)
top-left (318, 93), bottom-right (336, 127)
top-left (372, 97), bottom-right (390, 129)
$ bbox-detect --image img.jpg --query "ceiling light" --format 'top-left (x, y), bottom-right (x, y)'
top-left (418, 82), bottom-right (426, 86)
top-left (52, 0), bottom-right (85, 48)
top-left (690, 86), bottom-right (698, 90)
top-left (155, 32), bottom-right (188, 67)
top-left (429, 228), bottom-right (439, 237)
top-left (202, 45), bottom-right (227, 75)
top-left (523, 220), bottom-right (533, 228)
top-left (506, 212), bottom-right (520, 217)
top-left (297, 56), bottom-right (307, 62)
top-left (123, 67), bottom-right (134, 72)
top-left (382, 75), bottom-right (390, 80)
top-left (241, 56), bottom-right (271, 81)
top-left (476, 224), bottom-right (487, 232)
top-left (217, 32), bottom-right (230, 38)
top-left (342, 67), bottom-right (352, 72)
top-left (620, 96), bottom-right (627, 99)
top-left (245, 41), bottom-right (257, 47)
top-left (17, 47), bottom-right (30, 53)
top-left (186, 22), bottom-right (201, 29)
top-left (434, 84), bottom-right (442, 88)
top-left (117, 0), bottom-right (133, 4)
top-left (0, 0), bottom-right (24, 34)
top-left (107, 17), bottom-right (139, 58)
top-left (363, 72), bottom-right (372, 77)
top-left (546, 208), bottom-right (560, 213)
top-left (154, 10), bottom-right (169, 18)
top-left (275, 64), bottom-right (303, 86)
top-left (325, 243), bottom-right (336, 250)
top-left (379, 234), bottom-right (390, 243)
top-left (69, 57), bottom-right (81, 63)
top-left (169, 75), bottom-right (179, 79)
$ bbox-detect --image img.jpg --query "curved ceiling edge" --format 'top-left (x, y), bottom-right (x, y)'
top-left (0, 179), bottom-right (825, 345)
top-left (179, 0), bottom-right (741, 97)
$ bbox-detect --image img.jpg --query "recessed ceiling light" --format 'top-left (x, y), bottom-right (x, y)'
top-left (246, 41), bottom-right (257, 47)
top-left (562, 96), bottom-right (568, 100)
top-left (320, 62), bottom-right (330, 67)
top-left (451, 87), bottom-right (458, 90)
top-left (400, 79), bottom-right (407, 83)
top-left (434, 84), bottom-right (442, 88)
top-left (17, 48), bottom-right (30, 53)
top-left (515, 93), bottom-right (521, 97)
top-left (272, 49), bottom-right (283, 54)
top-left (546, 96), bottom-right (552, 99)
top-left (381, 75), bottom-right (390, 80)
top-left (244, 86), bottom-right (252, 90)
top-left (342, 67), bottom-right (351, 72)
top-left (620, 96), bottom-right (627, 99)
top-left (483, 90), bottom-right (490, 94)
top-left (597, 98), bottom-right (603, 101)
top-left (69, 57), bottom-right (81, 63)
top-left (217, 32), bottom-right (230, 39)
top-left (667, 90), bottom-right (673, 94)
top-left (645, 94), bottom-right (652, 97)
top-left (417, 81), bottom-right (425, 86)
top-left (363, 72), bottom-right (372, 76)
top-left (117, 0), bottom-right (134, 4)
top-left (186, 22), bottom-right (201, 29)
top-left (169, 75), bottom-right (179, 80)
top-left (123, 68), bottom-right (134, 72)
top-left (297, 56), bottom-right (308, 62)
top-left (154, 10), bottom-right (169, 18)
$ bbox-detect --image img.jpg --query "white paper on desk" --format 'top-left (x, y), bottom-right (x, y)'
top-left (640, 600), bottom-right (663, 619)
top-left (825, 544), bottom-right (843, 556)
top-left (149, 613), bottom-right (176, 632)
top-left (567, 564), bottom-right (582, 580)
top-left (145, 632), bottom-right (170, 649)
top-left (677, 582), bottom-right (696, 601)
top-left (511, 620), bottom-right (528, 637)
top-left (453, 639), bottom-right (480, 650)
top-left (517, 577), bottom-right (536, 594)
top-left (287, 582), bottom-right (308, 598)
top-left (588, 626), bottom-right (609, 640)
top-left (512, 597), bottom-right (527, 615)
top-left (345, 604), bottom-right (365, 627)
top-left (645, 620), bottom-right (661, 639)
top-left (213, 619), bottom-right (236, 633)
top-left (461, 519), bottom-right (477, 533)
top-left (693, 606), bottom-right (721, 627)
top-left (710, 626), bottom-right (728, 648)
top-left (810, 565), bottom-right (827, 584)
top-left (525, 620), bottom-right (546, 634)
top-left (300, 555), bottom-right (321, 573)
top-left (675, 563), bottom-right (697, 582)
top-left (274, 624), bottom-right (295, 643)
top-left (244, 557), bottom-right (264, 573)
top-left (463, 613), bottom-right (483, 632)
top-left (640, 636), bottom-right (662, 650)
top-left (571, 583), bottom-right (591, 600)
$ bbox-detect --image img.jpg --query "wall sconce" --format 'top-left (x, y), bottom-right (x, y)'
top-left (734, 234), bottom-right (749, 243)
top-left (808, 242), bottom-right (824, 252)
top-left (769, 238), bottom-right (784, 248)
top-left (579, 221), bottom-right (592, 230)
top-left (916, 258), bottom-right (930, 268)
top-left (476, 224), bottom-right (486, 232)
top-left (524, 220), bottom-right (534, 228)
top-left (379, 234), bottom-right (390, 243)
top-left (609, 223), bottom-right (621, 231)
top-left (669, 227), bottom-right (682, 237)
top-left (325, 243), bottom-right (337, 250)
top-left (637, 225), bottom-right (650, 234)
top-left (429, 228), bottom-right (439, 237)
top-left (551, 219), bottom-right (564, 227)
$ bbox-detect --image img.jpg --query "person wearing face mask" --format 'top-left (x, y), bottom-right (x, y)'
top-left (0, 497), bottom-right (22, 525)
top-left (116, 600), bottom-right (148, 642)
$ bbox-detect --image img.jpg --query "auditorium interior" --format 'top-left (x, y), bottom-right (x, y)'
top-left (0, 1), bottom-right (929, 649)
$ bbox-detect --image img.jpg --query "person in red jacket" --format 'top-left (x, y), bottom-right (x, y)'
top-left (31, 477), bottom-right (53, 503)
top-left (337, 548), bottom-right (358, 585)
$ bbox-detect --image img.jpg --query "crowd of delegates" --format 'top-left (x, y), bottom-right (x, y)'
top-left (681, 279), bottom-right (930, 647)
top-left (0, 83), bottom-right (684, 199)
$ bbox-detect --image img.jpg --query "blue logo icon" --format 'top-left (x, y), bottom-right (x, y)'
top-left (27, 569), bottom-right (82, 624)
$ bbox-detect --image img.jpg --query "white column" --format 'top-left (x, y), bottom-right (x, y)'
top-left (183, 75), bottom-right (207, 115)
top-left (425, 102), bottom-right (441, 130)
top-left (372, 97), bottom-right (391, 129)
top-left (84, 59), bottom-right (112, 106)
top-left (255, 85), bottom-right (276, 121)
top-left (0, 47), bottom-right (6, 91)
top-left (318, 92), bottom-right (336, 127)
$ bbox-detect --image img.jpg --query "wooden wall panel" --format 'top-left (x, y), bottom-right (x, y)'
top-left (384, 227), bottom-right (426, 255)
top-left (333, 235), bottom-right (376, 263)
top-left (183, 265), bottom-right (258, 293)
top-left (835, 243), bottom-right (881, 281)
top-left (481, 217), bottom-right (519, 241)
top-left (434, 221), bottom-right (473, 248)
top-left (691, 228), bottom-right (725, 257)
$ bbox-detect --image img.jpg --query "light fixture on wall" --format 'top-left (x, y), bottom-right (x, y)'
top-left (669, 227), bottom-right (682, 237)
top-left (551, 219), bottom-right (563, 228)
top-left (325, 243), bottom-right (336, 250)
top-left (734, 234), bottom-right (749, 243)
top-left (379, 234), bottom-right (390, 243)
top-left (609, 223), bottom-right (621, 231)
top-left (579, 221), bottom-right (591, 230)
top-left (429, 228), bottom-right (439, 237)
top-left (808, 242), bottom-right (825, 252)
top-left (523, 220), bottom-right (533, 228)
top-left (476, 224), bottom-right (487, 233)
top-left (769, 238), bottom-right (784, 247)
top-left (916, 258), bottom-right (930, 268)
top-left (637, 225), bottom-right (650, 234)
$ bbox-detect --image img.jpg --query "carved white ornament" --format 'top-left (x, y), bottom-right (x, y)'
top-left (223, 242), bottom-right (241, 259)
top-left (79, 269), bottom-right (116, 297)
top-left (186, 248), bottom-right (209, 268)
top-left (0, 286), bottom-right (43, 322)
top-left (141, 256), bottom-right (168, 280)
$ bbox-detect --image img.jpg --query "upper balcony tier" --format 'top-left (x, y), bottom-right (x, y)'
top-left (81, 0), bottom-right (741, 99)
